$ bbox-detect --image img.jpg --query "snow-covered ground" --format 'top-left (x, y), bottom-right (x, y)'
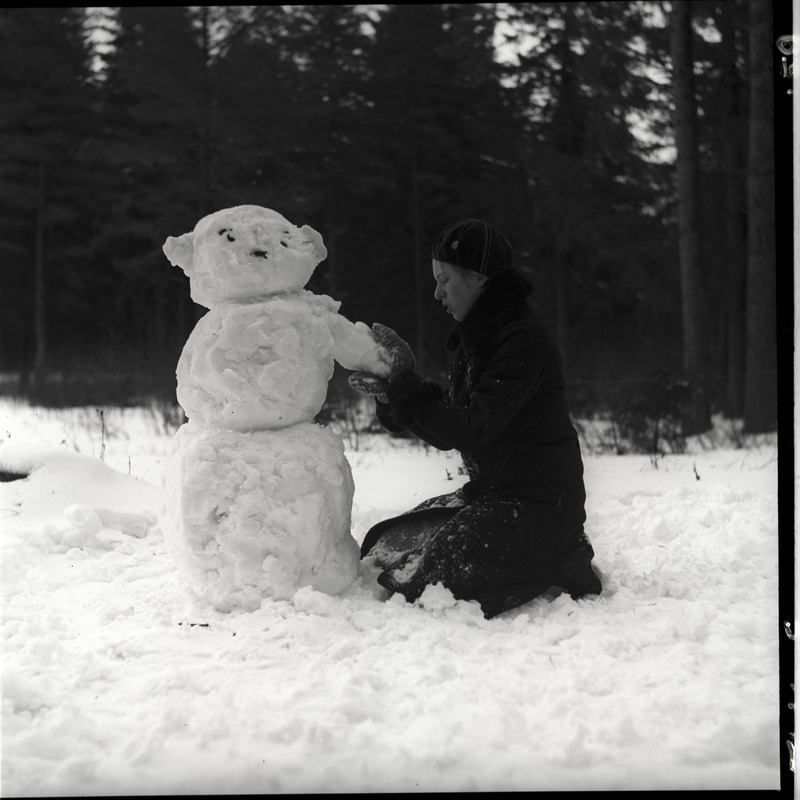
top-left (0, 400), bottom-right (782, 794)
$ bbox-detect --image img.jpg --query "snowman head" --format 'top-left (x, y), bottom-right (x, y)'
top-left (163, 205), bottom-right (327, 307)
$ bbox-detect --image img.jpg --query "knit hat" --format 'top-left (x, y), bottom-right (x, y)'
top-left (431, 219), bottom-right (513, 277)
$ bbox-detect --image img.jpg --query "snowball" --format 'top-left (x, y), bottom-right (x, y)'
top-left (160, 423), bottom-right (360, 611)
top-left (94, 508), bottom-right (154, 539)
top-left (59, 505), bottom-right (153, 541)
top-left (63, 505), bottom-right (103, 536)
top-left (415, 582), bottom-right (486, 621)
top-left (176, 293), bottom-right (389, 430)
top-left (163, 205), bottom-right (327, 307)
top-left (176, 295), bottom-right (340, 430)
top-left (416, 582), bottom-right (459, 612)
top-left (291, 585), bottom-right (341, 616)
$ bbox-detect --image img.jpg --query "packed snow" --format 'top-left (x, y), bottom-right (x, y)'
top-left (173, 295), bottom-right (381, 430)
top-left (0, 400), bottom-right (781, 794)
top-left (161, 423), bottom-right (359, 609)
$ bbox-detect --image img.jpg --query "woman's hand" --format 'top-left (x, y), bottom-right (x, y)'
top-left (372, 323), bottom-right (416, 379)
top-left (348, 372), bottom-right (389, 403)
top-left (349, 324), bottom-right (415, 404)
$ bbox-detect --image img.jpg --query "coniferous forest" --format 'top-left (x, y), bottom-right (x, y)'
top-left (0, 3), bottom-right (787, 437)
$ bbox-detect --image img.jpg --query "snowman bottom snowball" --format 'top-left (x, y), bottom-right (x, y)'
top-left (160, 422), bottom-right (360, 612)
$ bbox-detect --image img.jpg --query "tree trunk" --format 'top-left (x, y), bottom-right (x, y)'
top-left (670, 0), bottom-right (710, 434)
top-left (33, 159), bottom-right (47, 391)
top-left (720, 0), bottom-right (746, 417)
top-left (411, 157), bottom-right (427, 372)
top-left (743, 0), bottom-right (777, 432)
top-left (555, 259), bottom-right (569, 374)
top-left (324, 203), bottom-right (340, 299)
top-left (551, 1), bottom-right (580, 376)
top-left (192, 5), bottom-right (212, 329)
top-left (150, 282), bottom-right (166, 354)
top-left (199, 5), bottom-right (211, 213)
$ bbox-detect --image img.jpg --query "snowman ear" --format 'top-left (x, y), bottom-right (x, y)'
top-left (301, 224), bottom-right (328, 264)
top-left (163, 232), bottom-right (195, 275)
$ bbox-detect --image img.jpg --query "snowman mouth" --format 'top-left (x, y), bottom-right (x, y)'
top-left (251, 249), bottom-right (269, 259)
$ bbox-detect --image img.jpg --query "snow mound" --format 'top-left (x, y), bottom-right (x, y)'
top-left (0, 439), bottom-right (158, 540)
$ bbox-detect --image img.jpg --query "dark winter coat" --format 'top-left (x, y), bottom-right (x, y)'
top-left (364, 268), bottom-right (598, 618)
top-left (376, 267), bottom-right (586, 528)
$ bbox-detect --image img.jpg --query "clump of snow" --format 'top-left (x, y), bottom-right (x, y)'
top-left (415, 581), bottom-right (486, 620)
top-left (38, 505), bottom-right (154, 554)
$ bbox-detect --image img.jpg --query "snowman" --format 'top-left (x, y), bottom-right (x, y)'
top-left (159, 205), bottom-right (395, 611)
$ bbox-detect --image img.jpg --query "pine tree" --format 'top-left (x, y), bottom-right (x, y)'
top-left (358, 3), bottom-right (522, 374)
top-left (504, 1), bottom-right (678, 390)
top-left (210, 5), bottom-right (304, 210)
top-left (743, 0), bottom-right (776, 432)
top-left (273, 5), bottom-right (377, 303)
top-left (686, 0), bottom-right (749, 417)
top-left (89, 6), bottom-right (211, 363)
top-left (713, 0), bottom-right (748, 417)
top-left (670, 0), bottom-right (711, 434)
top-left (0, 8), bottom-right (95, 381)
top-left (359, 3), bottom-right (460, 368)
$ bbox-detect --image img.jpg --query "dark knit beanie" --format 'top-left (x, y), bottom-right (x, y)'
top-left (431, 219), bottom-right (513, 277)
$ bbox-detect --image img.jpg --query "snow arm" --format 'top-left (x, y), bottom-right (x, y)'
top-left (326, 313), bottom-right (392, 377)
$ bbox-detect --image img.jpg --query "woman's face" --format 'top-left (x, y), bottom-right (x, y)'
top-left (432, 260), bottom-right (487, 321)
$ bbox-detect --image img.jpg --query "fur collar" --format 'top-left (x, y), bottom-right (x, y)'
top-left (445, 268), bottom-right (534, 351)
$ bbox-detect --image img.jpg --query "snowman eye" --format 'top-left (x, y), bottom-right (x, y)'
top-left (251, 249), bottom-right (269, 258)
top-left (218, 228), bottom-right (236, 242)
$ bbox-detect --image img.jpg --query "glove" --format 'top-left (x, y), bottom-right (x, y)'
top-left (348, 372), bottom-right (389, 403)
top-left (372, 323), bottom-right (416, 379)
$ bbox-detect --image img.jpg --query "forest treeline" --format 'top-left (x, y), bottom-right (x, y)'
top-left (0, 2), bottom-right (779, 434)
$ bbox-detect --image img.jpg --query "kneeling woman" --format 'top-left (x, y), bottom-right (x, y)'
top-left (350, 219), bottom-right (602, 618)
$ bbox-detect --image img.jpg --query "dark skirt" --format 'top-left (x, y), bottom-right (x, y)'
top-left (361, 488), bottom-right (601, 618)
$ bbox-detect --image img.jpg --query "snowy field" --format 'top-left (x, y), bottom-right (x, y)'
top-left (0, 399), bottom-right (782, 794)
